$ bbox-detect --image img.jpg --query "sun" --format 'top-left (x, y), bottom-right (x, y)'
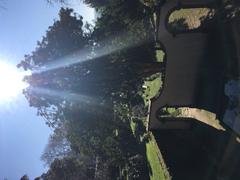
top-left (0, 61), bottom-right (29, 102)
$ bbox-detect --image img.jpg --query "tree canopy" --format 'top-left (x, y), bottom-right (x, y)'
top-left (18, 1), bottom-right (161, 179)
top-left (18, 6), bottom-right (160, 121)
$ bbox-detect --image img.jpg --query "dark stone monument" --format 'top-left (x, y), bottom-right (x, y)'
top-left (148, 0), bottom-right (226, 130)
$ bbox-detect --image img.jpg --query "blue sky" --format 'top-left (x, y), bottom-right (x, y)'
top-left (0, 0), bottom-right (94, 179)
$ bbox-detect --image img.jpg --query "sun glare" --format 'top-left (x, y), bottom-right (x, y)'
top-left (0, 61), bottom-right (29, 103)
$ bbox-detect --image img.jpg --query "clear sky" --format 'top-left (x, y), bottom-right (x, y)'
top-left (0, 0), bottom-right (94, 179)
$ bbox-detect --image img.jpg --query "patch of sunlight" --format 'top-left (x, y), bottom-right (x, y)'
top-left (169, 8), bottom-right (212, 30)
top-left (179, 108), bottom-right (225, 130)
top-left (142, 74), bottom-right (162, 105)
top-left (156, 50), bottom-right (165, 62)
top-left (130, 118), bottom-right (170, 180)
top-left (34, 31), bottom-right (147, 74)
top-left (146, 134), bottom-right (170, 180)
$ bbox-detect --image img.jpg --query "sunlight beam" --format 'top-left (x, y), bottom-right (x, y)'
top-left (33, 31), bottom-right (149, 74)
top-left (29, 87), bottom-right (100, 106)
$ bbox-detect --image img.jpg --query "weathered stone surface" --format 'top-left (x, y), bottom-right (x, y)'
top-left (148, 0), bottom-right (225, 130)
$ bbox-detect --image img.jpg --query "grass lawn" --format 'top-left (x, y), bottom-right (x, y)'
top-left (169, 8), bottom-right (211, 29)
top-left (142, 75), bottom-right (162, 105)
top-left (146, 134), bottom-right (170, 180)
top-left (130, 118), bottom-right (170, 180)
top-left (144, 77), bottom-right (170, 180)
top-left (130, 74), bottom-right (170, 180)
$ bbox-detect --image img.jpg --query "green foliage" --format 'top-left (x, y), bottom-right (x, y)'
top-left (20, 175), bottom-right (29, 180)
top-left (18, 1), bottom-right (163, 179)
top-left (146, 137), bottom-right (169, 180)
top-left (18, 6), bottom-right (160, 118)
top-left (41, 157), bottom-right (95, 180)
top-left (41, 126), bottom-right (71, 165)
top-left (18, 8), bottom-right (87, 70)
top-left (142, 74), bottom-right (162, 105)
top-left (135, 75), bottom-right (171, 180)
top-left (39, 104), bottom-right (151, 179)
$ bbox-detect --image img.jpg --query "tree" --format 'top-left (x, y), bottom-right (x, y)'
top-left (18, 7), bottom-right (161, 124)
top-left (20, 175), bottom-right (29, 180)
top-left (40, 157), bottom-right (95, 180)
top-left (41, 126), bottom-right (71, 165)
top-left (18, 5), bottom-right (157, 180)
top-left (18, 8), bottom-right (87, 71)
top-left (39, 105), bottom-right (150, 179)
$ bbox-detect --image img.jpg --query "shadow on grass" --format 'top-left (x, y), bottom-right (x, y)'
top-left (132, 119), bottom-right (152, 179)
top-left (132, 117), bottom-right (169, 180)
top-left (152, 117), bottom-right (240, 180)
